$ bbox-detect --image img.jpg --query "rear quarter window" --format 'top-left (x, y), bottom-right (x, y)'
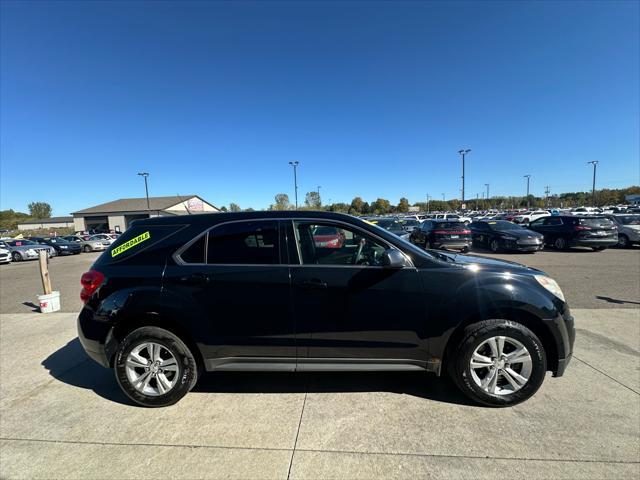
top-left (96, 225), bottom-right (186, 265)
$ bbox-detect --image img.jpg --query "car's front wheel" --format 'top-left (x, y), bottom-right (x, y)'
top-left (83, 245), bottom-right (91, 252)
top-left (448, 320), bottom-right (547, 407)
top-left (11, 252), bottom-right (22, 262)
top-left (490, 239), bottom-right (500, 253)
top-left (114, 326), bottom-right (199, 407)
top-left (617, 235), bottom-right (629, 248)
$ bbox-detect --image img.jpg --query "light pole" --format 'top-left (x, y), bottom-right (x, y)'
top-left (588, 161), bottom-right (598, 206)
top-left (426, 194), bottom-right (431, 213)
top-left (288, 161), bottom-right (299, 209)
top-left (441, 193), bottom-right (445, 201)
top-left (137, 172), bottom-right (150, 213)
top-left (458, 149), bottom-right (471, 207)
top-left (524, 175), bottom-right (531, 209)
top-left (485, 183), bottom-right (489, 202)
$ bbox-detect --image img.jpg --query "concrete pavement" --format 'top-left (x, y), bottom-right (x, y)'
top-left (0, 309), bottom-right (638, 479)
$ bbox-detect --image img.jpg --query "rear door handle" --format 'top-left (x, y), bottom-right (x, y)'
top-left (299, 279), bottom-right (328, 290)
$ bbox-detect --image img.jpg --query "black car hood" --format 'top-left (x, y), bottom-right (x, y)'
top-left (433, 250), bottom-right (542, 274)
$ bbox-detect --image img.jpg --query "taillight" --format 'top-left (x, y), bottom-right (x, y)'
top-left (574, 226), bottom-right (591, 231)
top-left (80, 269), bottom-right (105, 303)
top-left (433, 230), bottom-right (449, 234)
top-left (460, 229), bottom-right (471, 234)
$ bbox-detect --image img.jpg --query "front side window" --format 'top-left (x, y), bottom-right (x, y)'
top-left (295, 222), bottom-right (388, 266)
top-left (207, 221), bottom-right (279, 264)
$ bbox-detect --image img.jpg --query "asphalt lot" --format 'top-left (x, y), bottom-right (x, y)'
top-left (0, 247), bottom-right (638, 314)
top-left (0, 247), bottom-right (639, 479)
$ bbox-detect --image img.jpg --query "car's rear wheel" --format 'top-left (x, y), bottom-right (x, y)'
top-left (11, 252), bottom-right (22, 262)
top-left (114, 326), bottom-right (199, 407)
top-left (490, 239), bottom-right (500, 253)
top-left (617, 235), bottom-right (629, 248)
top-left (448, 320), bottom-right (547, 407)
top-left (424, 240), bottom-right (431, 249)
top-left (554, 237), bottom-right (568, 250)
top-left (83, 245), bottom-right (91, 252)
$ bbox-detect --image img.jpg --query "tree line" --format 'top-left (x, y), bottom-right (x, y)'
top-left (224, 185), bottom-right (640, 214)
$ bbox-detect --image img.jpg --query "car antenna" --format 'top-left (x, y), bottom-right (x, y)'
top-left (177, 194), bottom-right (192, 214)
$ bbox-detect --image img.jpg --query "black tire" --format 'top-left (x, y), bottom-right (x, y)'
top-left (83, 245), bottom-right (91, 253)
top-left (617, 235), bottom-right (630, 248)
top-left (490, 239), bottom-right (500, 253)
top-left (114, 326), bottom-right (199, 407)
top-left (592, 246), bottom-right (606, 251)
top-left (447, 320), bottom-right (547, 407)
top-left (460, 246), bottom-right (469, 253)
top-left (554, 237), bottom-right (568, 250)
top-left (11, 252), bottom-right (22, 262)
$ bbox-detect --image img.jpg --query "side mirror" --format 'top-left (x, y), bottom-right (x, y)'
top-left (382, 249), bottom-right (406, 268)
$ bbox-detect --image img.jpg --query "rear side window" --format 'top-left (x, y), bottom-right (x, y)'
top-left (103, 225), bottom-right (184, 263)
top-left (207, 221), bottom-right (279, 265)
top-left (579, 218), bottom-right (614, 228)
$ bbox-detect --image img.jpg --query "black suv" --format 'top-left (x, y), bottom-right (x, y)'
top-left (78, 212), bottom-right (574, 407)
top-left (528, 215), bottom-right (618, 251)
top-left (409, 219), bottom-right (471, 252)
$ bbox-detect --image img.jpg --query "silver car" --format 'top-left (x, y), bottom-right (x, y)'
top-left (0, 239), bottom-right (56, 262)
top-left (63, 235), bottom-right (110, 253)
top-left (606, 215), bottom-right (640, 247)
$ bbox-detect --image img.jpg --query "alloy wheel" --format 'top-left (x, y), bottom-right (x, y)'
top-left (125, 342), bottom-right (179, 396)
top-left (469, 336), bottom-right (532, 395)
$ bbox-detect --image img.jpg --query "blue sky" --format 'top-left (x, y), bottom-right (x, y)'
top-left (1, 0), bottom-right (638, 215)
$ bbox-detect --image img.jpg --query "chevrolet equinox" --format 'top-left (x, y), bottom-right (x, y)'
top-left (78, 211), bottom-right (574, 407)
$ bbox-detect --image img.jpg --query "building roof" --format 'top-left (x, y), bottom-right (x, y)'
top-left (19, 216), bottom-right (74, 225)
top-left (72, 196), bottom-right (210, 215)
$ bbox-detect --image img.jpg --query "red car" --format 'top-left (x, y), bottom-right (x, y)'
top-left (312, 226), bottom-right (345, 248)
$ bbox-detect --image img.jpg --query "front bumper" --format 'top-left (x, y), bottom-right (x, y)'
top-left (543, 307), bottom-right (575, 377)
top-left (502, 239), bottom-right (544, 252)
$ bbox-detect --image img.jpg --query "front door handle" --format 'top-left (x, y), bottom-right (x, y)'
top-left (179, 273), bottom-right (210, 285)
top-left (299, 279), bottom-right (328, 290)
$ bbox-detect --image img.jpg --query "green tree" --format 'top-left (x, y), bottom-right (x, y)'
top-left (270, 194), bottom-right (291, 211)
top-left (371, 198), bottom-right (391, 214)
top-left (397, 197), bottom-right (410, 213)
top-left (28, 202), bottom-right (52, 219)
top-left (350, 196), bottom-right (364, 214)
top-left (304, 191), bottom-right (321, 209)
top-left (0, 209), bottom-right (30, 230)
top-left (229, 203), bottom-right (241, 212)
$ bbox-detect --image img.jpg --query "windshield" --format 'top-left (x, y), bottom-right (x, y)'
top-left (487, 221), bottom-right (521, 231)
top-left (376, 219), bottom-right (404, 229)
top-left (617, 215), bottom-right (640, 225)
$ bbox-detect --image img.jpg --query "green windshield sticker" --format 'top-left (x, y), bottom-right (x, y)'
top-left (111, 231), bottom-right (151, 257)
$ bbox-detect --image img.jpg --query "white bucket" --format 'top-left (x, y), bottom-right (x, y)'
top-left (38, 291), bottom-right (61, 314)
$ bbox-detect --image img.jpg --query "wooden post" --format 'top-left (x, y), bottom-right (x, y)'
top-left (38, 250), bottom-right (52, 295)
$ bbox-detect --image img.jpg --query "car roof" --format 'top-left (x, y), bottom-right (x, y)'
top-left (131, 211), bottom-right (364, 227)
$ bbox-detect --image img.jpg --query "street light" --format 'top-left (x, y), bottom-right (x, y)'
top-left (588, 161), bottom-right (599, 206)
top-left (458, 149), bottom-right (471, 207)
top-left (137, 172), bottom-right (150, 213)
top-left (524, 175), bottom-right (531, 209)
top-left (288, 161), bottom-right (299, 209)
top-left (426, 194), bottom-right (431, 213)
top-left (441, 193), bottom-right (445, 201)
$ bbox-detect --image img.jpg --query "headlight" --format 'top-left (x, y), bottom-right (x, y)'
top-left (60, 245), bottom-right (68, 249)
top-left (26, 249), bottom-right (36, 254)
top-left (534, 275), bottom-right (565, 302)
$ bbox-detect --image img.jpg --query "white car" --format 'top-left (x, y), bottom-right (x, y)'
top-left (0, 248), bottom-right (11, 264)
top-left (88, 234), bottom-right (117, 245)
top-left (514, 210), bottom-right (551, 224)
top-left (435, 213), bottom-right (472, 224)
top-left (571, 207), bottom-right (602, 216)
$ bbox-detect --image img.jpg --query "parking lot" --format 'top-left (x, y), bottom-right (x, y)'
top-left (1, 247), bottom-right (639, 478)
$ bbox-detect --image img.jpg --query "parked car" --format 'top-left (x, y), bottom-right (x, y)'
top-left (604, 214), bottom-right (640, 248)
top-left (374, 218), bottom-right (411, 240)
top-left (571, 207), bottom-right (602, 216)
top-left (0, 247), bottom-right (11, 264)
top-left (409, 219), bottom-right (471, 252)
top-left (470, 221), bottom-right (544, 253)
top-left (312, 226), bottom-right (345, 248)
top-left (513, 210), bottom-right (550, 224)
top-left (0, 239), bottom-right (55, 261)
top-left (528, 216), bottom-right (618, 251)
top-left (63, 235), bottom-right (111, 252)
top-left (77, 211), bottom-right (574, 407)
top-left (434, 213), bottom-right (472, 224)
top-left (88, 234), bottom-right (117, 245)
top-left (399, 218), bottom-right (422, 232)
top-left (39, 237), bottom-right (82, 256)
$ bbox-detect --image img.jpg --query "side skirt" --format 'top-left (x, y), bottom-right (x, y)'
top-left (205, 357), bottom-right (438, 373)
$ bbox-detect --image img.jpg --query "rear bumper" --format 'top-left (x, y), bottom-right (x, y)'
top-left (570, 238), bottom-right (617, 247)
top-left (77, 307), bottom-right (117, 368)
top-left (434, 239), bottom-right (471, 249)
